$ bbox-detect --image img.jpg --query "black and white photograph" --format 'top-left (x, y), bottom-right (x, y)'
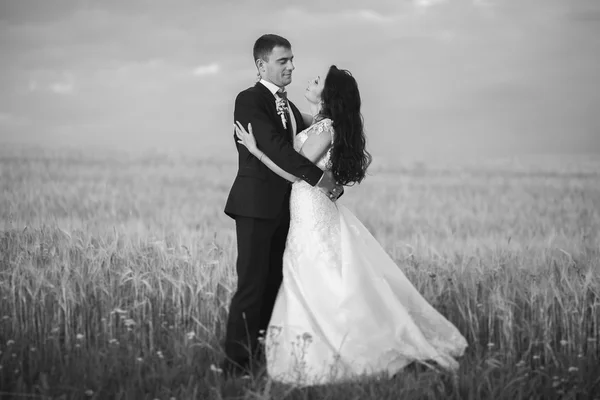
top-left (1, 0), bottom-right (599, 398)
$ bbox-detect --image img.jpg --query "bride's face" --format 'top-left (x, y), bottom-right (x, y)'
top-left (304, 74), bottom-right (325, 105)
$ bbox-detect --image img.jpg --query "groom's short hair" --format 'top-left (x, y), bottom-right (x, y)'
top-left (253, 34), bottom-right (291, 62)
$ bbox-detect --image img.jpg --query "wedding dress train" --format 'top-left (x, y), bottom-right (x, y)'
top-left (266, 118), bottom-right (468, 386)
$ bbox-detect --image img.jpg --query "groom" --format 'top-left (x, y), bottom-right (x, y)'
top-left (222, 34), bottom-right (341, 376)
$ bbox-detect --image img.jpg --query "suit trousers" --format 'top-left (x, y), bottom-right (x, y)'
top-left (224, 190), bottom-right (291, 368)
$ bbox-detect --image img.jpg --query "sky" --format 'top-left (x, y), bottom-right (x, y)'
top-left (1, 0), bottom-right (599, 160)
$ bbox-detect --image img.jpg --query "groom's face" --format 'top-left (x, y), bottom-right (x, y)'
top-left (260, 46), bottom-right (294, 88)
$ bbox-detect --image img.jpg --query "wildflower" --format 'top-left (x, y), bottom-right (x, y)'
top-left (11, 353), bottom-right (17, 358)
top-left (559, 339), bottom-right (568, 346)
top-left (123, 319), bottom-right (135, 328)
top-left (302, 332), bottom-right (313, 343)
top-left (568, 366), bottom-right (579, 373)
top-left (137, 357), bottom-right (143, 363)
top-left (268, 325), bottom-right (283, 335)
top-left (85, 389), bottom-right (94, 396)
top-left (6, 340), bottom-right (14, 346)
top-left (30, 347), bottom-right (36, 352)
top-left (210, 364), bottom-right (223, 373)
top-left (76, 333), bottom-right (84, 340)
top-left (587, 337), bottom-right (596, 343)
top-left (2, 315), bottom-right (9, 321)
top-left (577, 353), bottom-right (583, 359)
top-left (515, 360), bottom-right (526, 368)
top-left (156, 351), bottom-right (164, 359)
top-left (109, 339), bottom-right (119, 345)
top-left (533, 355), bottom-right (540, 360)
top-left (487, 342), bottom-right (494, 349)
top-left (186, 331), bottom-right (196, 340)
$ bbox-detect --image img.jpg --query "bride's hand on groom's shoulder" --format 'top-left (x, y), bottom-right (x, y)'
top-left (234, 121), bottom-right (258, 153)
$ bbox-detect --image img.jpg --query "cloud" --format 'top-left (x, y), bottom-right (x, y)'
top-left (0, 112), bottom-right (28, 126)
top-left (338, 9), bottom-right (393, 23)
top-left (193, 63), bottom-right (220, 76)
top-left (50, 80), bottom-right (74, 95)
top-left (28, 80), bottom-right (38, 92)
top-left (472, 0), bottom-right (495, 6)
top-left (414, 0), bottom-right (447, 9)
top-left (24, 71), bottom-right (75, 94)
top-left (283, 7), bottom-right (399, 26)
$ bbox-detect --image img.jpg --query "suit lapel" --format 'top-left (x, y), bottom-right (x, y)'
top-left (254, 82), bottom-right (289, 135)
top-left (253, 82), bottom-right (304, 141)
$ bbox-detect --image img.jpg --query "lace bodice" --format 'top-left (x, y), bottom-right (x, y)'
top-left (294, 118), bottom-right (334, 171)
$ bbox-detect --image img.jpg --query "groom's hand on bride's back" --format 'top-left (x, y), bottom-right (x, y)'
top-left (316, 171), bottom-right (344, 201)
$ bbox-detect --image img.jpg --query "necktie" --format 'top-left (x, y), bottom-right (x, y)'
top-left (277, 89), bottom-right (287, 101)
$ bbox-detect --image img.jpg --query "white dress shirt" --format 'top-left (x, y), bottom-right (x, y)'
top-left (259, 79), bottom-right (297, 136)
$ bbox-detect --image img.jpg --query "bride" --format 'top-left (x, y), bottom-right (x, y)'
top-left (234, 65), bottom-right (467, 386)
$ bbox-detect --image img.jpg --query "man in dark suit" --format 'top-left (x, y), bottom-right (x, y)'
top-left (222, 34), bottom-right (341, 376)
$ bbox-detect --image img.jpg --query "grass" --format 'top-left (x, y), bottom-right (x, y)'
top-left (0, 145), bottom-right (599, 399)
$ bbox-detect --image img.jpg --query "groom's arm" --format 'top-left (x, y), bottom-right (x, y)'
top-left (234, 91), bottom-right (323, 186)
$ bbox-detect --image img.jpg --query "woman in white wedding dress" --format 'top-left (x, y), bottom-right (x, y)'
top-left (234, 65), bottom-right (467, 386)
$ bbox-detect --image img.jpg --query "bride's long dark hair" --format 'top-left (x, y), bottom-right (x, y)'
top-left (318, 65), bottom-right (372, 186)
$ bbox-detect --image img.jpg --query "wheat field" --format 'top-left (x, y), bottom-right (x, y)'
top-left (0, 145), bottom-right (599, 399)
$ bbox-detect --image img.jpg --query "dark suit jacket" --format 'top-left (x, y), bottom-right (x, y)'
top-left (224, 82), bottom-right (324, 220)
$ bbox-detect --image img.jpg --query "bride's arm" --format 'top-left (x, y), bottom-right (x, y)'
top-left (298, 122), bottom-right (333, 163)
top-left (234, 122), bottom-right (299, 183)
top-left (298, 121), bottom-right (345, 199)
top-left (253, 152), bottom-right (299, 183)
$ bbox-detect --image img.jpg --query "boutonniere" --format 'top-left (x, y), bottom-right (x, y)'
top-left (275, 97), bottom-right (288, 129)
